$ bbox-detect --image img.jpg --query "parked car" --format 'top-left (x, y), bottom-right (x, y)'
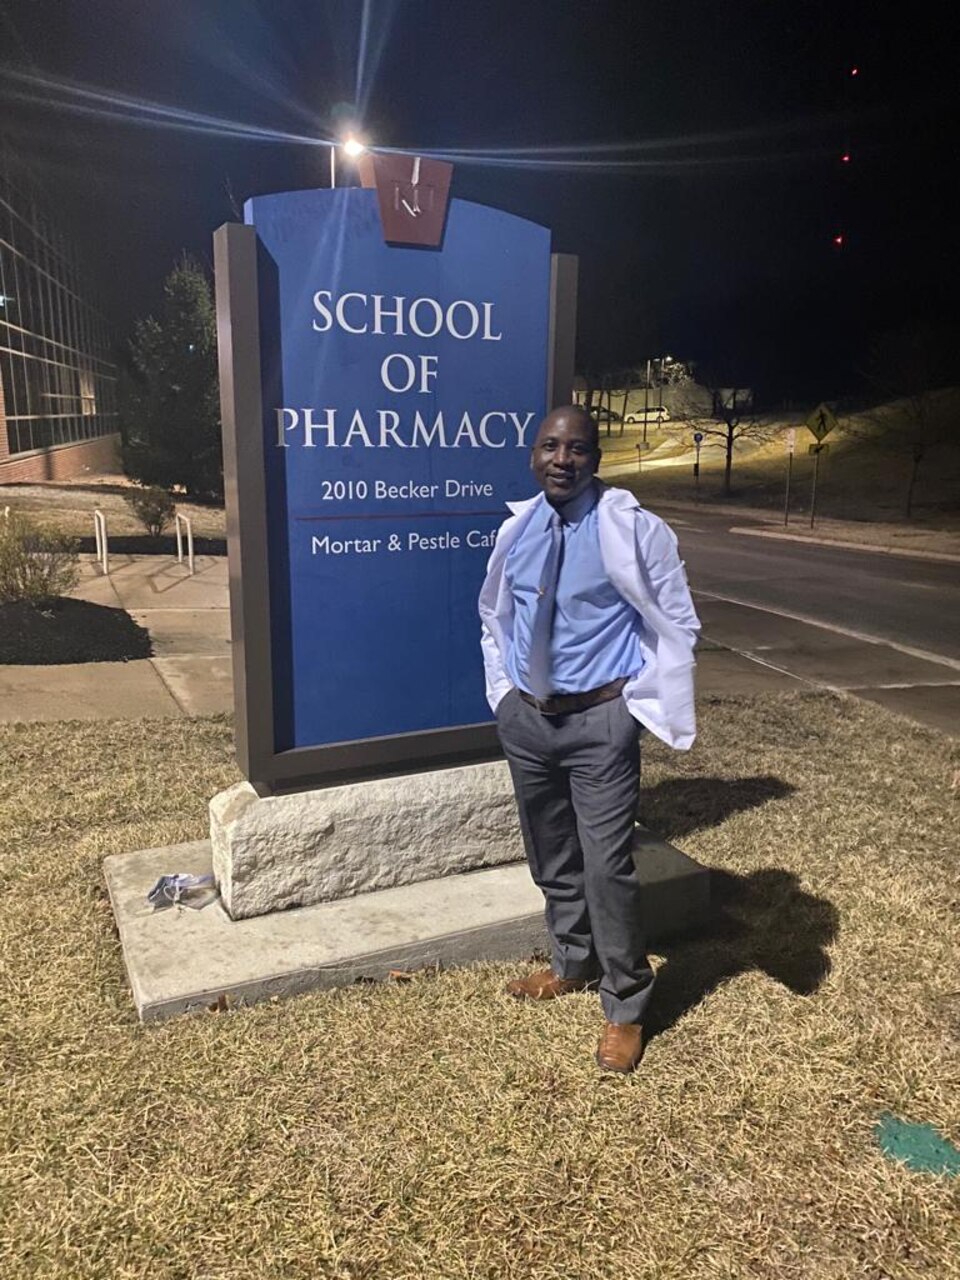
top-left (590, 405), bottom-right (622, 422)
top-left (624, 407), bottom-right (670, 424)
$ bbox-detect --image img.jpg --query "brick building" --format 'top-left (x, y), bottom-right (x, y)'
top-left (0, 134), bottom-right (119, 484)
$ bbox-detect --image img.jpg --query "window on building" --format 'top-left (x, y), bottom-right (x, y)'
top-left (1, 136), bottom-right (117, 457)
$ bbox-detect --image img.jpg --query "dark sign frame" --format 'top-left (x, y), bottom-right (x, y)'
top-left (214, 219), bottom-right (577, 796)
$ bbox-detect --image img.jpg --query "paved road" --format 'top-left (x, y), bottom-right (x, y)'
top-left (666, 507), bottom-right (960, 665)
top-left (644, 505), bottom-right (960, 735)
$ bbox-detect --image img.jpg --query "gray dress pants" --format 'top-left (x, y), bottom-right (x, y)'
top-left (496, 688), bottom-right (654, 1025)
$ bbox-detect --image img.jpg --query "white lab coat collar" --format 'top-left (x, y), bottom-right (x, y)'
top-left (480, 484), bottom-right (699, 750)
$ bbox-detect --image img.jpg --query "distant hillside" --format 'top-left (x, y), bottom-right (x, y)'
top-left (597, 388), bottom-right (960, 526)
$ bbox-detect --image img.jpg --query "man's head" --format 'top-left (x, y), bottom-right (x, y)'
top-left (530, 405), bottom-right (602, 508)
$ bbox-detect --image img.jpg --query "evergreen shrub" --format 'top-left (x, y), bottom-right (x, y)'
top-left (0, 512), bottom-right (80, 607)
top-left (123, 486), bottom-right (176, 538)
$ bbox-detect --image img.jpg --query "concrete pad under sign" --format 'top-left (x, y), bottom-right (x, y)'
top-left (106, 840), bottom-right (546, 1022)
top-left (105, 831), bottom-right (711, 1022)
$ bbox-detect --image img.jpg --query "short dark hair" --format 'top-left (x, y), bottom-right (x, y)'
top-left (539, 404), bottom-right (600, 451)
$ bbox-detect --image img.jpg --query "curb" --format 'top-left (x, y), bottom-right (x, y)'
top-left (600, 492), bottom-right (960, 562)
top-left (727, 527), bottom-right (960, 564)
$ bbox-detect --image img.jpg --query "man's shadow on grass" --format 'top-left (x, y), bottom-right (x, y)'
top-left (638, 776), bottom-right (840, 1042)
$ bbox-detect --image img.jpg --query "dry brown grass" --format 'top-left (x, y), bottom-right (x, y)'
top-left (1, 695), bottom-right (958, 1279)
top-left (0, 481), bottom-right (226, 541)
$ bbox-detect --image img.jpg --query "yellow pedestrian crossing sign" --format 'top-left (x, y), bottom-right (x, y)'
top-left (806, 403), bottom-right (838, 442)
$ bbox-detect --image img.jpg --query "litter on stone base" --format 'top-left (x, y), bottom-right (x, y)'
top-left (147, 873), bottom-right (217, 911)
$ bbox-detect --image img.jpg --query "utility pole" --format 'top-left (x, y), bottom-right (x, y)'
top-left (809, 444), bottom-right (825, 527)
top-left (643, 358), bottom-right (651, 444)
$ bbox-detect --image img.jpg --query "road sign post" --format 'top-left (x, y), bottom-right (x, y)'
top-left (693, 431), bottom-right (703, 502)
top-left (784, 427), bottom-right (796, 526)
top-left (804, 405), bottom-right (837, 529)
top-left (807, 441), bottom-right (831, 528)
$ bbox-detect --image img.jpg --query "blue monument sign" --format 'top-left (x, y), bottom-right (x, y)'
top-left (215, 181), bottom-right (576, 794)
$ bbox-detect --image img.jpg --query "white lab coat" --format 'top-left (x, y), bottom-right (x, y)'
top-left (478, 483), bottom-right (701, 750)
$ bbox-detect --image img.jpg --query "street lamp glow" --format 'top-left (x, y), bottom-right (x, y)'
top-left (329, 135), bottom-right (367, 188)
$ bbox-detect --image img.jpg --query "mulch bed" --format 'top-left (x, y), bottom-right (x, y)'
top-left (74, 534), bottom-right (227, 556)
top-left (0, 599), bottom-right (152, 664)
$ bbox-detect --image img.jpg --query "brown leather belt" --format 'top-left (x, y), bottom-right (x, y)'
top-left (518, 677), bottom-right (627, 717)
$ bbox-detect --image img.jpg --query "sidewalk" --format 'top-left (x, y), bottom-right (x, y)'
top-left (0, 552), bottom-right (955, 735)
top-left (0, 554), bottom-right (232, 722)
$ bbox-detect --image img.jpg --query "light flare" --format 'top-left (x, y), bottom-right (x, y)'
top-left (2, 68), bottom-right (334, 151)
top-left (1, 69), bottom-right (865, 179)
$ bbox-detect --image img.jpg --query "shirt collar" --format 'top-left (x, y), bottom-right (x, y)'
top-left (546, 479), bottom-right (599, 529)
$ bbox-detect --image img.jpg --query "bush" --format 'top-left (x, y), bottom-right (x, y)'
top-left (119, 258), bottom-right (223, 500)
top-left (0, 512), bottom-right (80, 607)
top-left (123, 486), bottom-right (176, 538)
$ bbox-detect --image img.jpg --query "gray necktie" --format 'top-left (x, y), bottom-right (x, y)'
top-left (527, 511), bottom-right (564, 700)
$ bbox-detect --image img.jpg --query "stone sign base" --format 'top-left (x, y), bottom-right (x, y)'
top-left (210, 761), bottom-right (522, 920)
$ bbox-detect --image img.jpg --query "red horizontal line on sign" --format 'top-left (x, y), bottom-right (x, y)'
top-left (295, 510), bottom-right (506, 521)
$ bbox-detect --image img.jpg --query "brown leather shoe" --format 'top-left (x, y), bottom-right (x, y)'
top-left (596, 1020), bottom-right (644, 1073)
top-left (505, 969), bottom-right (593, 1001)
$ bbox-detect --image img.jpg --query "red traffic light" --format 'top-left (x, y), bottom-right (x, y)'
top-left (833, 233), bottom-right (844, 247)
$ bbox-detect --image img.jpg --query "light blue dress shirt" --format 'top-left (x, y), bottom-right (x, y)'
top-left (504, 481), bottom-right (645, 695)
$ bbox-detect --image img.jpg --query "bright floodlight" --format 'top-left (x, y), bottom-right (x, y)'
top-left (343, 137), bottom-right (366, 157)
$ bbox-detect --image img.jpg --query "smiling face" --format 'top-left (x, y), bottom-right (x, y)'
top-left (530, 407), bottom-right (602, 508)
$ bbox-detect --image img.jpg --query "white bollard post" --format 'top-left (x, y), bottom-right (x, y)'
top-left (93, 509), bottom-right (108, 575)
top-left (174, 513), bottom-right (195, 575)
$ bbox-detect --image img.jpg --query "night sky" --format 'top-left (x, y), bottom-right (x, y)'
top-left (1, 0), bottom-right (956, 401)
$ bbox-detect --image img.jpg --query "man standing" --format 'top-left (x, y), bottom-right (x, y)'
top-left (478, 405), bottom-right (700, 1073)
